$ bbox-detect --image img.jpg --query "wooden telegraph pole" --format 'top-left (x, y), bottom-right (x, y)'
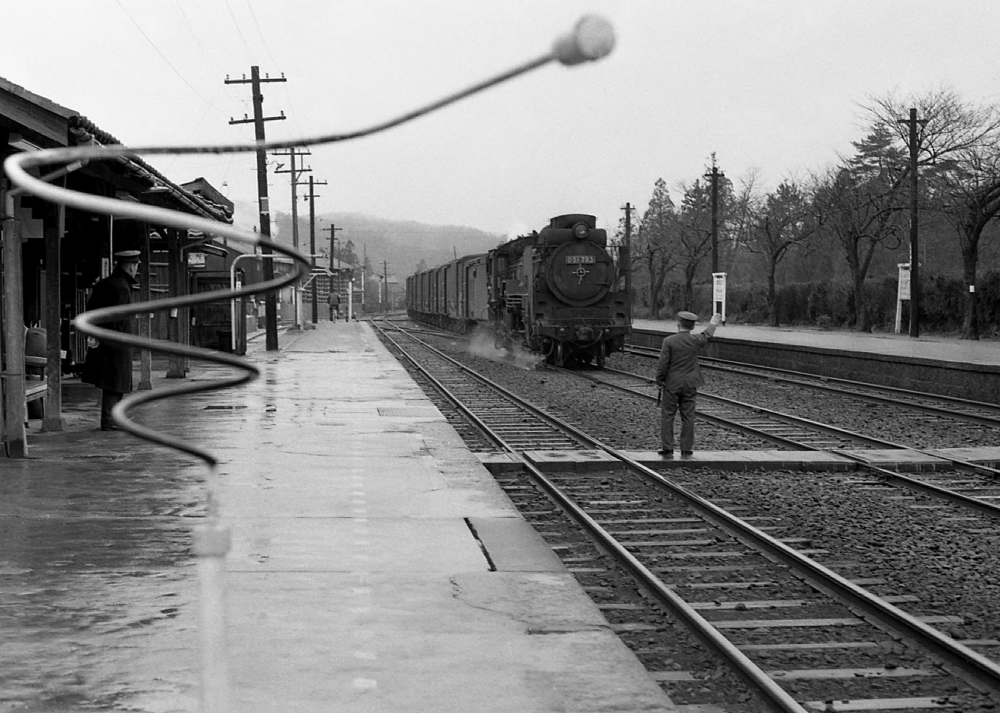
top-left (273, 148), bottom-right (311, 328)
top-left (621, 201), bottom-right (633, 324)
top-left (303, 176), bottom-right (327, 323)
top-left (324, 223), bottom-right (342, 320)
top-left (897, 108), bottom-right (926, 338)
top-left (704, 154), bottom-right (724, 274)
top-left (226, 66), bottom-right (286, 350)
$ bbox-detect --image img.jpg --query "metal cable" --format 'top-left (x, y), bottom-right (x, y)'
top-left (1, 16), bottom-right (614, 712)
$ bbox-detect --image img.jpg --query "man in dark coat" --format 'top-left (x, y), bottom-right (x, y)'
top-left (82, 250), bottom-right (140, 431)
top-left (328, 289), bottom-right (341, 322)
top-left (655, 310), bottom-right (722, 458)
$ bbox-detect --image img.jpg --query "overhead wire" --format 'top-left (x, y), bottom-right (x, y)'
top-left (7, 12), bottom-right (613, 462)
top-left (113, 0), bottom-right (214, 106)
top-left (223, 0), bottom-right (257, 61)
top-left (244, 0), bottom-right (282, 71)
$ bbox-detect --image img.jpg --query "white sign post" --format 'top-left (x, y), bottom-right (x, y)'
top-left (895, 263), bottom-right (911, 334)
top-left (712, 272), bottom-right (727, 323)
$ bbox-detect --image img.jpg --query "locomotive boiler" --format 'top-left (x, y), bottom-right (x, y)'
top-left (406, 213), bottom-right (631, 367)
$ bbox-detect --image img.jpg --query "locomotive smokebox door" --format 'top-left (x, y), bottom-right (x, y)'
top-left (545, 240), bottom-right (612, 307)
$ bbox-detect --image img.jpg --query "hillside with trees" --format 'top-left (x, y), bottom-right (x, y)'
top-left (266, 210), bottom-right (505, 279)
top-left (229, 203), bottom-right (506, 308)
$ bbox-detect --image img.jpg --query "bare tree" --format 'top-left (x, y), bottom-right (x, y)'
top-left (867, 87), bottom-right (1000, 165)
top-left (864, 88), bottom-right (1000, 338)
top-left (813, 124), bottom-right (908, 331)
top-left (930, 149), bottom-right (1000, 337)
top-left (673, 176), bottom-right (734, 309)
top-left (739, 177), bottom-right (822, 326)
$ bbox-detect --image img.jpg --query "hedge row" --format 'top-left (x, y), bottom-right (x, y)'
top-left (647, 272), bottom-right (1000, 336)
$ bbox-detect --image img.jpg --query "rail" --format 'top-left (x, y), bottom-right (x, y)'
top-left (381, 322), bottom-right (1000, 705)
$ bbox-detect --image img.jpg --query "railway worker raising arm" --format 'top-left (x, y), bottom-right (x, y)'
top-left (655, 311), bottom-right (722, 459)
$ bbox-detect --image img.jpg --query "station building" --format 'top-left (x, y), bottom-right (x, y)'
top-left (0, 75), bottom-right (268, 457)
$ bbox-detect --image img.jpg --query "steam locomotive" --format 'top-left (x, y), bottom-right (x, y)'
top-left (406, 213), bottom-right (631, 367)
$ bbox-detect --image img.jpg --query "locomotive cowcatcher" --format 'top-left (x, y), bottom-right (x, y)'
top-left (406, 213), bottom-right (631, 368)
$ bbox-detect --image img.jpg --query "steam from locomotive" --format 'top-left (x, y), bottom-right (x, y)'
top-left (407, 213), bottom-right (631, 367)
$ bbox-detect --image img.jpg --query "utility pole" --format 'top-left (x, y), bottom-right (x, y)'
top-left (898, 107), bottom-right (926, 338)
top-left (323, 223), bottom-right (343, 274)
top-left (323, 223), bottom-right (343, 316)
top-left (227, 66), bottom-right (286, 350)
top-left (383, 260), bottom-right (389, 312)
top-left (621, 201), bottom-right (633, 324)
top-left (363, 244), bottom-right (369, 313)
top-left (273, 148), bottom-right (311, 328)
top-left (704, 153), bottom-right (724, 274)
top-left (303, 175), bottom-right (327, 324)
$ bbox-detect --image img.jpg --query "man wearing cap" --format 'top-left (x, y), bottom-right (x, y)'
top-left (655, 310), bottom-right (722, 458)
top-left (82, 250), bottom-right (141, 431)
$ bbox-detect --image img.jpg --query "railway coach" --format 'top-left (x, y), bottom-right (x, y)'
top-left (407, 213), bottom-right (631, 367)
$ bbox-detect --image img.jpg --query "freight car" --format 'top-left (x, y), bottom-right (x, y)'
top-left (406, 213), bottom-right (631, 367)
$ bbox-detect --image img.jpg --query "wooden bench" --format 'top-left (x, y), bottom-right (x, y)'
top-left (24, 355), bottom-right (48, 418)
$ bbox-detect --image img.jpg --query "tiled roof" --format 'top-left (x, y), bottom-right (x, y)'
top-left (1, 74), bottom-right (232, 225)
top-left (68, 115), bottom-right (232, 224)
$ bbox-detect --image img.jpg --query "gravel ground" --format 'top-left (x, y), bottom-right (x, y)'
top-left (426, 334), bottom-right (1000, 451)
top-left (392, 328), bottom-right (1000, 710)
top-left (413, 333), bottom-right (1000, 632)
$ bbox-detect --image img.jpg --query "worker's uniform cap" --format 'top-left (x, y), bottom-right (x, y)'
top-left (114, 250), bottom-right (141, 263)
top-left (676, 311), bottom-right (698, 321)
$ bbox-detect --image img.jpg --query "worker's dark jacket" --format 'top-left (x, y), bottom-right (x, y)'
top-left (81, 267), bottom-right (137, 393)
top-left (654, 323), bottom-right (717, 392)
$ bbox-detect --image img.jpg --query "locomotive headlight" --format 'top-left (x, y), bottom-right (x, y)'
top-left (573, 223), bottom-right (589, 239)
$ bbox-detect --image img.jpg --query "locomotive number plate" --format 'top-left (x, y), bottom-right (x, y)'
top-left (565, 255), bottom-right (596, 264)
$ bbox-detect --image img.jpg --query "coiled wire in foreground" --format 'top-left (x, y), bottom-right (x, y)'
top-left (2, 18), bottom-right (615, 713)
top-left (3, 14), bottom-right (614, 467)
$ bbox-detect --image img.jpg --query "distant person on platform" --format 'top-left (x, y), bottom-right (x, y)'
top-left (655, 310), bottom-right (722, 458)
top-left (82, 250), bottom-right (140, 431)
top-left (328, 290), bottom-right (341, 322)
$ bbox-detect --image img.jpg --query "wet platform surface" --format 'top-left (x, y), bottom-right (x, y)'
top-left (1, 321), bottom-right (679, 713)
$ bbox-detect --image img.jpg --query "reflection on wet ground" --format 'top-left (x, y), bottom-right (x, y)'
top-left (2, 376), bottom-right (206, 712)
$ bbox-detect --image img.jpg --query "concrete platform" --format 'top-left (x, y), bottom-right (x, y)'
top-left (631, 318), bottom-right (1000, 404)
top-left (633, 318), bottom-right (1000, 368)
top-left (1, 321), bottom-right (681, 713)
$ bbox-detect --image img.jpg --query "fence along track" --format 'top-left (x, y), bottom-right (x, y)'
top-left (374, 322), bottom-right (1000, 710)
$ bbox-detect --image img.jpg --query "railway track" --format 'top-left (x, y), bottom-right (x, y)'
top-left (373, 320), bottom-right (1000, 712)
top-left (375, 322), bottom-right (588, 453)
top-left (626, 344), bottom-right (1000, 429)
top-left (603, 356), bottom-right (1000, 521)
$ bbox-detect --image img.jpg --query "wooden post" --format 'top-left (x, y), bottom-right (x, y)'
top-left (138, 223), bottom-right (153, 390)
top-left (42, 194), bottom-right (65, 431)
top-left (166, 228), bottom-right (185, 379)
top-left (2, 186), bottom-right (28, 456)
top-left (180, 237), bottom-right (190, 374)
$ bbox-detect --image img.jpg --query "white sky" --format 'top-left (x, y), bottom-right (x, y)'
top-left (5, 1), bottom-right (1000, 240)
